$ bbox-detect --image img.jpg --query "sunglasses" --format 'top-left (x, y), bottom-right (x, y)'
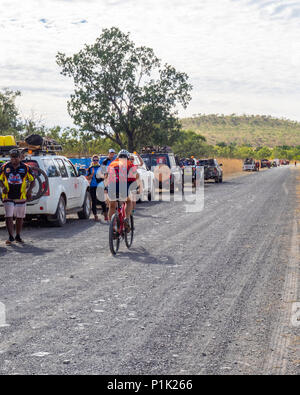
top-left (93, 158), bottom-right (99, 161)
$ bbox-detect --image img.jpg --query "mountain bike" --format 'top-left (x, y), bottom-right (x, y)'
top-left (109, 200), bottom-right (134, 255)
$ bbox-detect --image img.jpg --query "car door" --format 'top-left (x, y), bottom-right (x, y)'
top-left (169, 154), bottom-right (181, 185)
top-left (63, 159), bottom-right (81, 207)
top-left (133, 156), bottom-right (145, 190)
top-left (54, 158), bottom-right (74, 209)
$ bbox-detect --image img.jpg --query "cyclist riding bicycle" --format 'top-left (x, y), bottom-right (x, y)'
top-left (106, 149), bottom-right (139, 231)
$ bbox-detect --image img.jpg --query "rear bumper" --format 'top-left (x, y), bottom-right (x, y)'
top-left (0, 196), bottom-right (57, 217)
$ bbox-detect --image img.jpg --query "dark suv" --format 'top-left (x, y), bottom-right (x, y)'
top-left (197, 159), bottom-right (223, 183)
top-left (141, 147), bottom-right (182, 192)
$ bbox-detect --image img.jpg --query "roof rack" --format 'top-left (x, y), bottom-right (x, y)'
top-left (18, 139), bottom-right (63, 155)
top-left (21, 147), bottom-right (59, 156)
top-left (141, 146), bottom-right (173, 154)
top-left (0, 145), bottom-right (18, 155)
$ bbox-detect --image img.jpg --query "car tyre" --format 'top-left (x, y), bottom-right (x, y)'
top-left (78, 191), bottom-right (91, 219)
top-left (53, 196), bottom-right (66, 227)
top-left (148, 181), bottom-right (155, 201)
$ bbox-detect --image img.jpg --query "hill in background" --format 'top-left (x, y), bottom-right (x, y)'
top-left (181, 114), bottom-right (300, 147)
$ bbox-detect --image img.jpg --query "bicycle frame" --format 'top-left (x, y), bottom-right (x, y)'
top-left (117, 201), bottom-right (127, 236)
top-left (109, 199), bottom-right (134, 255)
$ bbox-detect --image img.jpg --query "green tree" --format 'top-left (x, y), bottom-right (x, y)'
top-left (56, 27), bottom-right (192, 152)
top-left (172, 130), bottom-right (210, 157)
top-left (256, 146), bottom-right (272, 160)
top-left (235, 146), bottom-right (255, 159)
top-left (0, 89), bottom-right (22, 135)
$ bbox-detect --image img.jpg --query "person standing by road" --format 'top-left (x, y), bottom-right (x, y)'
top-left (129, 152), bottom-right (143, 212)
top-left (87, 155), bottom-right (107, 222)
top-left (0, 149), bottom-right (35, 245)
top-left (102, 148), bottom-right (116, 167)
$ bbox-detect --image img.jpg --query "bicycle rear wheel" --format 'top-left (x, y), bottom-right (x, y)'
top-left (125, 215), bottom-right (134, 249)
top-left (27, 168), bottom-right (49, 202)
top-left (109, 213), bottom-right (120, 255)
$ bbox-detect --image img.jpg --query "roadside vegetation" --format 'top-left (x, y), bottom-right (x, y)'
top-left (181, 114), bottom-right (300, 147)
top-left (1, 27), bottom-right (299, 161)
top-left (1, 89), bottom-right (300, 160)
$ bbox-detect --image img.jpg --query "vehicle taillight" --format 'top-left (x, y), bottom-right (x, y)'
top-left (43, 182), bottom-right (50, 196)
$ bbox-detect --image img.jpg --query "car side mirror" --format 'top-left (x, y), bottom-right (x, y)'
top-left (77, 168), bottom-right (86, 176)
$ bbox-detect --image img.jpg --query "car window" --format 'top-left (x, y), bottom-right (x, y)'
top-left (141, 154), bottom-right (170, 168)
top-left (55, 158), bottom-right (68, 178)
top-left (198, 159), bottom-right (214, 166)
top-left (64, 159), bottom-right (77, 177)
top-left (169, 155), bottom-right (176, 167)
top-left (42, 159), bottom-right (60, 177)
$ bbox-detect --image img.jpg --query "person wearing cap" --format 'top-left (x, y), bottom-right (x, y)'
top-left (87, 155), bottom-right (107, 222)
top-left (0, 149), bottom-right (35, 245)
top-left (102, 149), bottom-right (116, 167)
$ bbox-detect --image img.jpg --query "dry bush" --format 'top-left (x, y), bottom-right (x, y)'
top-left (217, 158), bottom-right (244, 176)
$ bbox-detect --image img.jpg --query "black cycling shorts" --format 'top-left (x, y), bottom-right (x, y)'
top-left (107, 181), bottom-right (138, 201)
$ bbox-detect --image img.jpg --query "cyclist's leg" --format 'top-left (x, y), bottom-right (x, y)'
top-left (108, 201), bottom-right (117, 221)
top-left (125, 197), bottom-right (132, 219)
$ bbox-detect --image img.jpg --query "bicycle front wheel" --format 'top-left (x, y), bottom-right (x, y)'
top-left (109, 213), bottom-right (120, 255)
top-left (125, 215), bottom-right (134, 249)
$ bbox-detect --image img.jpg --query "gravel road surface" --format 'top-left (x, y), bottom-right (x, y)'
top-left (0, 166), bottom-right (299, 375)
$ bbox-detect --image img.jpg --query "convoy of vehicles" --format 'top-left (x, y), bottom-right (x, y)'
top-left (0, 136), bottom-right (292, 229)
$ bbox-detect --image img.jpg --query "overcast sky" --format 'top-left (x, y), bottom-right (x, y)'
top-left (1, 0), bottom-right (300, 126)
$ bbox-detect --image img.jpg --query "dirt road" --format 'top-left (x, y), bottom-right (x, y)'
top-left (0, 166), bottom-right (299, 375)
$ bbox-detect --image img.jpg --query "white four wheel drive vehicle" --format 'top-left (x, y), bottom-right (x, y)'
top-left (131, 154), bottom-right (155, 201)
top-left (243, 158), bottom-right (257, 172)
top-left (0, 152), bottom-right (91, 227)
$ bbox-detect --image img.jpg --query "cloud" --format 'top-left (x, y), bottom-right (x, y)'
top-left (71, 19), bottom-right (88, 25)
top-left (242, 0), bottom-right (300, 20)
top-left (0, 0), bottom-right (299, 126)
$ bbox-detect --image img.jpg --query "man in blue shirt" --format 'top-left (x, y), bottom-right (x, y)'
top-left (87, 155), bottom-right (107, 222)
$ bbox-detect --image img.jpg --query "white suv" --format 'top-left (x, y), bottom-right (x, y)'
top-left (0, 153), bottom-right (91, 226)
top-left (131, 154), bottom-right (155, 201)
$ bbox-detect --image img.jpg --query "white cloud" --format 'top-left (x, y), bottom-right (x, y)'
top-left (0, 0), bottom-right (300, 126)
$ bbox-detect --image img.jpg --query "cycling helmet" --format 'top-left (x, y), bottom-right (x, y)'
top-left (117, 149), bottom-right (130, 159)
